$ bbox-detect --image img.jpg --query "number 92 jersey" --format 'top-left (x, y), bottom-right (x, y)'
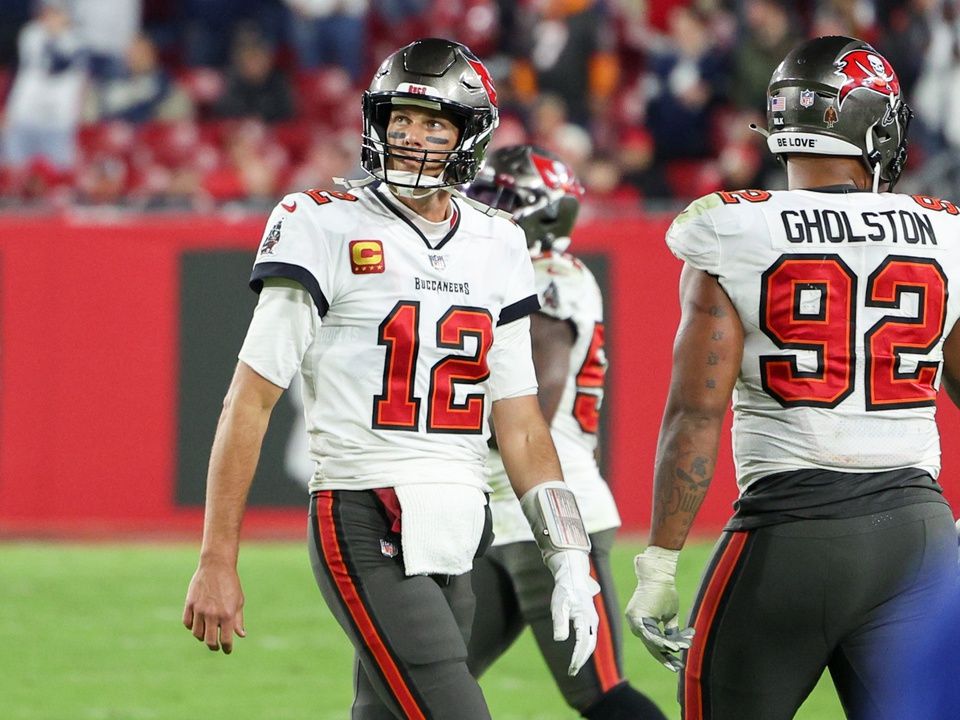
top-left (667, 189), bottom-right (960, 491)
top-left (248, 185), bottom-right (539, 491)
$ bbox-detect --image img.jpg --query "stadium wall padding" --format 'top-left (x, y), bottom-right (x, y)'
top-left (1, 214), bottom-right (958, 537)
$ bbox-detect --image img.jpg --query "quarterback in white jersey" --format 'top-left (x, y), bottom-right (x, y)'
top-left (626, 37), bottom-right (960, 720)
top-left (183, 39), bottom-right (600, 720)
top-left (466, 146), bottom-right (666, 720)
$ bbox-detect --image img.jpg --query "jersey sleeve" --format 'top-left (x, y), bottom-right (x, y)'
top-left (250, 195), bottom-right (336, 317)
top-left (532, 253), bottom-right (582, 322)
top-left (498, 222), bottom-right (540, 326)
top-left (486, 316), bottom-right (538, 401)
top-left (665, 193), bottom-right (723, 274)
top-left (237, 279), bottom-right (319, 389)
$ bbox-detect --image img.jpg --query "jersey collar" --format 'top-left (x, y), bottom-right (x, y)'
top-left (370, 184), bottom-right (462, 250)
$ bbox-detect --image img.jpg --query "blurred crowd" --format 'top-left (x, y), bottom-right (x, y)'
top-left (0, 0), bottom-right (958, 215)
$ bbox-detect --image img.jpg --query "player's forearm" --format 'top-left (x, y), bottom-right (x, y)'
top-left (648, 408), bottom-right (723, 551)
top-left (199, 394), bottom-right (273, 565)
top-left (498, 416), bottom-right (564, 498)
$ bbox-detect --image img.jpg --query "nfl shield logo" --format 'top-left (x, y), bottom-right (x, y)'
top-left (428, 254), bottom-right (446, 271)
top-left (380, 538), bottom-right (398, 558)
top-left (800, 89), bottom-right (815, 108)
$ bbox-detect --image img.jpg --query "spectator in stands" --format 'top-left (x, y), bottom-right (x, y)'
top-left (285, 127), bottom-right (358, 191)
top-left (214, 26), bottom-right (295, 124)
top-left (528, 93), bottom-right (592, 173)
top-left (1, 0), bottom-right (87, 175)
top-left (643, 5), bottom-right (728, 161)
top-left (89, 33), bottom-right (193, 123)
top-left (201, 119), bottom-right (285, 206)
top-left (182, 0), bottom-right (287, 68)
top-left (510, 0), bottom-right (619, 127)
top-left (283, 0), bottom-right (368, 82)
top-left (71, 0), bottom-right (141, 79)
top-left (730, 0), bottom-right (798, 113)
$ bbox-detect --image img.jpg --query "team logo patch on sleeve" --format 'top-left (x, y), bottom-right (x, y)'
top-left (260, 219), bottom-right (282, 255)
top-left (350, 240), bottom-right (385, 274)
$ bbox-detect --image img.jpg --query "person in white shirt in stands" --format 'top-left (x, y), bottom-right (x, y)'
top-left (2, 0), bottom-right (87, 173)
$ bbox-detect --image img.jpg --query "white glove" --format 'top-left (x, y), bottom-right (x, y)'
top-left (545, 549), bottom-right (601, 676)
top-left (625, 546), bottom-right (694, 672)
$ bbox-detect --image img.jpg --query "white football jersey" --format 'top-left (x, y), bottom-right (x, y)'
top-left (668, 189), bottom-right (960, 491)
top-left (247, 184), bottom-right (539, 491)
top-left (487, 250), bottom-right (620, 544)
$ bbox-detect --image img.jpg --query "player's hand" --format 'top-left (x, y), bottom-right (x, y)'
top-left (545, 550), bottom-right (601, 676)
top-left (625, 546), bottom-right (694, 672)
top-left (182, 558), bottom-right (247, 654)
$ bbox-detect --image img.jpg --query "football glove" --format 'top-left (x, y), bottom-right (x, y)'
top-left (519, 481), bottom-right (599, 676)
top-left (545, 549), bottom-right (601, 676)
top-left (625, 546), bottom-right (694, 672)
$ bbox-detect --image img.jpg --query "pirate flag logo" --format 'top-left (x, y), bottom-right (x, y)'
top-left (835, 49), bottom-right (901, 109)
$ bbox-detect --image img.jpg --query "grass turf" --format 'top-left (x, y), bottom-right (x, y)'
top-left (0, 539), bottom-right (843, 719)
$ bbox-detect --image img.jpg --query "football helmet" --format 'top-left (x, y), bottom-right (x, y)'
top-left (762, 36), bottom-right (912, 191)
top-left (361, 38), bottom-right (499, 194)
top-left (467, 145), bottom-right (584, 253)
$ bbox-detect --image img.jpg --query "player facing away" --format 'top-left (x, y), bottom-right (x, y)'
top-left (624, 35), bottom-right (960, 719)
top-left (182, 38), bottom-right (602, 720)
top-left (465, 146), bottom-right (667, 720)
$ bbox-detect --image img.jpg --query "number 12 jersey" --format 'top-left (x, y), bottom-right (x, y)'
top-left (243, 184), bottom-right (539, 491)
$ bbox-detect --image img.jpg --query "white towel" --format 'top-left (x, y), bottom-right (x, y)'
top-left (395, 484), bottom-right (487, 576)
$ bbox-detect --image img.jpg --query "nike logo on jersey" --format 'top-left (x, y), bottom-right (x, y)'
top-left (281, 201), bottom-right (297, 213)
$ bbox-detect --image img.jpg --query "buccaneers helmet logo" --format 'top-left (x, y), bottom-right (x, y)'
top-left (530, 152), bottom-right (585, 197)
top-left (835, 49), bottom-right (900, 108)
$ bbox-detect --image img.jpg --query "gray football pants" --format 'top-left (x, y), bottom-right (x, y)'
top-left (309, 489), bottom-right (491, 720)
top-left (467, 529), bottom-right (627, 712)
top-left (680, 500), bottom-right (958, 720)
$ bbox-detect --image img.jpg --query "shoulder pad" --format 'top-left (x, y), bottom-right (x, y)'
top-left (671, 193), bottom-right (724, 228)
top-left (532, 251), bottom-right (583, 277)
top-left (450, 188), bottom-right (514, 220)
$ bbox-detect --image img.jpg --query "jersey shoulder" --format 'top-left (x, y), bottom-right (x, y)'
top-left (667, 190), bottom-right (773, 272)
top-left (532, 251), bottom-right (597, 320)
top-left (457, 196), bottom-right (528, 254)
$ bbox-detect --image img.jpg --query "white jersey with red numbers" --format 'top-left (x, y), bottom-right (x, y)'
top-left (667, 188), bottom-right (960, 491)
top-left (243, 183), bottom-right (539, 492)
top-left (487, 250), bottom-right (621, 545)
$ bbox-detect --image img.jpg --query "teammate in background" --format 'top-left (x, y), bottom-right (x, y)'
top-left (466, 146), bottom-right (667, 720)
top-left (182, 38), bottom-right (601, 720)
top-left (625, 35), bottom-right (960, 718)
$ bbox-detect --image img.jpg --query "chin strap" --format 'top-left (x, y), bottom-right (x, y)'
top-left (864, 122), bottom-right (883, 193)
top-left (333, 175), bottom-right (377, 191)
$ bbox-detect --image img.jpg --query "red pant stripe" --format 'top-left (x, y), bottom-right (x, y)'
top-left (315, 491), bottom-right (425, 720)
top-left (683, 532), bottom-right (748, 719)
top-left (589, 560), bottom-right (623, 691)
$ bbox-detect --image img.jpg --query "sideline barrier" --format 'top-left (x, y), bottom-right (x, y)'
top-left (0, 213), bottom-right (957, 536)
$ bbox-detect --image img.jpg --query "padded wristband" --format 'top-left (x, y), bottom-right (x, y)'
top-left (520, 481), bottom-right (591, 556)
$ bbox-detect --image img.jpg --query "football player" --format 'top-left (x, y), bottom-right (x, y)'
top-left (625, 36), bottom-right (960, 719)
top-left (466, 146), bottom-right (667, 719)
top-left (182, 38), bottom-right (601, 720)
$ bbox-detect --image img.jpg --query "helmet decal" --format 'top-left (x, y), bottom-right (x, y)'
top-left (835, 49), bottom-right (900, 109)
top-left (465, 57), bottom-right (498, 108)
top-left (530, 152), bottom-right (584, 197)
top-left (467, 145), bottom-right (582, 251)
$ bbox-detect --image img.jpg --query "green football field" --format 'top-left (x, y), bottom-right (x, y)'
top-left (0, 539), bottom-right (844, 719)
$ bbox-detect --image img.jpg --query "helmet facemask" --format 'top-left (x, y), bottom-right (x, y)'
top-left (360, 39), bottom-right (499, 197)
